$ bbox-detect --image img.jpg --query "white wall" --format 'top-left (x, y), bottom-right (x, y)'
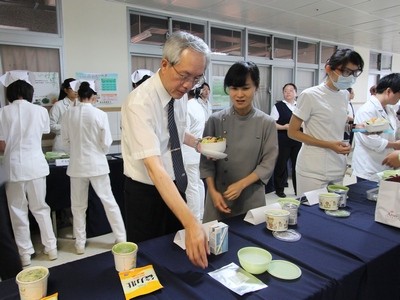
top-left (62, 0), bottom-right (129, 148)
top-left (352, 46), bottom-right (370, 105)
top-left (392, 53), bottom-right (400, 72)
top-left (62, 0), bottom-right (130, 106)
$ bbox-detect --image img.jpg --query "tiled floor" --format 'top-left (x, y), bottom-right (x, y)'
top-left (28, 173), bottom-right (357, 270)
top-left (30, 227), bottom-right (115, 269)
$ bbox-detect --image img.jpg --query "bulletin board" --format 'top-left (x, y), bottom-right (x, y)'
top-left (76, 72), bottom-right (118, 106)
top-left (32, 72), bottom-right (60, 106)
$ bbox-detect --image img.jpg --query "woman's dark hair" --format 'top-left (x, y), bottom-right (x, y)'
top-left (375, 73), bottom-right (400, 94)
top-left (6, 80), bottom-right (34, 103)
top-left (282, 83), bottom-right (297, 92)
top-left (326, 48), bottom-right (364, 72)
top-left (195, 82), bottom-right (210, 98)
top-left (133, 75), bottom-right (151, 88)
top-left (58, 78), bottom-right (76, 100)
top-left (78, 81), bottom-right (97, 99)
top-left (370, 85), bottom-right (377, 95)
top-left (200, 82), bottom-right (210, 90)
top-left (224, 61), bottom-right (260, 94)
top-left (188, 89), bottom-right (196, 99)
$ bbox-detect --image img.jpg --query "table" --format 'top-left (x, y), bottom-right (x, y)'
top-left (1, 181), bottom-right (400, 300)
top-left (45, 155), bottom-right (124, 237)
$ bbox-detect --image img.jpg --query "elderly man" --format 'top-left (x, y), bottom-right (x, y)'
top-left (121, 31), bottom-right (210, 268)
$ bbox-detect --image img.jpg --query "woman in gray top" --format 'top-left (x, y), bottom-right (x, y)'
top-left (200, 61), bottom-right (278, 222)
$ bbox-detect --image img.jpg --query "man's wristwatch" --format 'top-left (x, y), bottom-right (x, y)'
top-left (194, 138), bottom-right (202, 153)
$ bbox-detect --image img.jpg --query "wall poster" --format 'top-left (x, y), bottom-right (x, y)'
top-left (76, 72), bottom-right (118, 105)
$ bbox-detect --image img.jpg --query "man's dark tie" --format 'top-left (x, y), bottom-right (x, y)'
top-left (168, 98), bottom-right (187, 193)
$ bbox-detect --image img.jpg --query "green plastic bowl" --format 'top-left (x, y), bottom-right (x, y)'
top-left (278, 197), bottom-right (300, 207)
top-left (327, 185), bottom-right (349, 193)
top-left (238, 247), bottom-right (272, 274)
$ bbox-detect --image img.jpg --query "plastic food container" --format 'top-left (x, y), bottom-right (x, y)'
top-left (265, 209), bottom-right (290, 231)
top-left (366, 187), bottom-right (379, 201)
top-left (237, 247), bottom-right (272, 274)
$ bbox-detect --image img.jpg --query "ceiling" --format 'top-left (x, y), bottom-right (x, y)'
top-left (113, 0), bottom-right (400, 54)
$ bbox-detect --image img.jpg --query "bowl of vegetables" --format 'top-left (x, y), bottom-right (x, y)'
top-left (200, 137), bottom-right (226, 153)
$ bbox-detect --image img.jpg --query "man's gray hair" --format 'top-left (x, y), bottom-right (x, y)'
top-left (163, 31), bottom-right (210, 67)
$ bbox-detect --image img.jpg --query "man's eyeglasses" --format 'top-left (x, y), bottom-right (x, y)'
top-left (170, 63), bottom-right (205, 86)
top-left (337, 67), bottom-right (362, 78)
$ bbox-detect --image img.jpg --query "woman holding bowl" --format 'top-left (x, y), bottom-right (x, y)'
top-left (200, 61), bottom-right (278, 222)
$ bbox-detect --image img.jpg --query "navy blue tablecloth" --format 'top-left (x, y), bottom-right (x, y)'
top-left (1, 181), bottom-right (400, 300)
top-left (0, 231), bottom-right (332, 300)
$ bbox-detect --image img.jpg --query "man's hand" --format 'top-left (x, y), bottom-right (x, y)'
top-left (382, 151), bottom-right (400, 168)
top-left (185, 222), bottom-right (209, 269)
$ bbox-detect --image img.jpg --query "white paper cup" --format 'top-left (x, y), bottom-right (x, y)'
top-left (265, 209), bottom-right (290, 231)
top-left (319, 193), bottom-right (340, 210)
top-left (16, 266), bottom-right (49, 300)
top-left (112, 242), bottom-right (138, 272)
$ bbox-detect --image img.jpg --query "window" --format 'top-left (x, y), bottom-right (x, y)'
top-left (172, 20), bottom-right (205, 40)
top-left (248, 33), bottom-right (272, 59)
top-left (0, 0), bottom-right (58, 34)
top-left (297, 41), bottom-right (317, 64)
top-left (369, 52), bottom-right (379, 71)
top-left (130, 14), bottom-right (168, 45)
top-left (273, 37), bottom-right (293, 59)
top-left (380, 54), bottom-right (392, 70)
top-left (369, 52), bottom-right (392, 72)
top-left (321, 45), bottom-right (337, 64)
top-left (210, 27), bottom-right (242, 56)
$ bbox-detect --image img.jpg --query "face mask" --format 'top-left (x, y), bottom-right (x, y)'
top-left (331, 72), bottom-right (356, 90)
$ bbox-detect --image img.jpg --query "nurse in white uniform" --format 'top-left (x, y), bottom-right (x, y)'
top-left (288, 49), bottom-right (364, 196)
top-left (0, 71), bottom-right (58, 267)
top-left (61, 81), bottom-right (126, 254)
top-left (49, 78), bottom-right (78, 152)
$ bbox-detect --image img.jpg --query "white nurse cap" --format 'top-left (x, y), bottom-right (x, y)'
top-left (131, 69), bottom-right (154, 84)
top-left (69, 80), bottom-right (97, 92)
top-left (0, 70), bottom-right (34, 87)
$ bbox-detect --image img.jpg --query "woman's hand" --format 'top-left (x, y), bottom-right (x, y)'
top-left (330, 141), bottom-right (351, 155)
top-left (223, 182), bottom-right (244, 201)
top-left (209, 189), bottom-right (231, 214)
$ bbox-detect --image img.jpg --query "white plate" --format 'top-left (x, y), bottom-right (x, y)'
top-left (201, 149), bottom-right (227, 159)
top-left (325, 209), bottom-right (351, 217)
top-left (272, 229), bottom-right (302, 242)
top-left (267, 260), bottom-right (302, 280)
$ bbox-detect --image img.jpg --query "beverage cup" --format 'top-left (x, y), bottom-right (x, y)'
top-left (327, 185), bottom-right (349, 207)
top-left (265, 209), bottom-right (289, 231)
top-left (342, 139), bottom-right (350, 147)
top-left (319, 193), bottom-right (340, 210)
top-left (16, 266), bottom-right (49, 300)
top-left (112, 242), bottom-right (138, 272)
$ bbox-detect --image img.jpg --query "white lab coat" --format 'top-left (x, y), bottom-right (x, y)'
top-left (49, 98), bottom-right (76, 152)
top-left (353, 96), bottom-right (400, 181)
top-left (61, 102), bottom-right (125, 247)
top-left (0, 100), bottom-right (49, 181)
top-left (61, 103), bottom-right (111, 177)
top-left (0, 99), bottom-right (56, 256)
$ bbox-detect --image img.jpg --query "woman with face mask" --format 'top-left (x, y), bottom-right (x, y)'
top-left (288, 48), bottom-right (364, 196)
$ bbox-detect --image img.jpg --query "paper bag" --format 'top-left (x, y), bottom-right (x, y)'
top-left (375, 179), bottom-right (400, 228)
